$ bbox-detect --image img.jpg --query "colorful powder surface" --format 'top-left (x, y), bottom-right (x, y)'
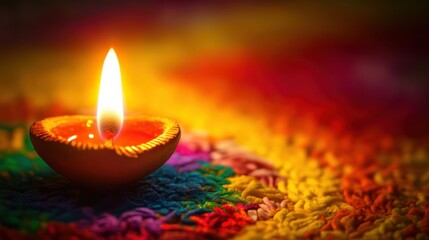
top-left (1, 2), bottom-right (429, 239)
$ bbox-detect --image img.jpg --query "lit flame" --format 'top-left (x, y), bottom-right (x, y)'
top-left (97, 48), bottom-right (124, 141)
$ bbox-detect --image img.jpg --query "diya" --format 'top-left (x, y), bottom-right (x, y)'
top-left (29, 48), bottom-right (181, 186)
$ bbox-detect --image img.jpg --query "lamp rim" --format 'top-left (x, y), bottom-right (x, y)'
top-left (30, 115), bottom-right (180, 158)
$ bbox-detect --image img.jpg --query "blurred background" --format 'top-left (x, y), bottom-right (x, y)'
top-left (0, 1), bottom-right (429, 146)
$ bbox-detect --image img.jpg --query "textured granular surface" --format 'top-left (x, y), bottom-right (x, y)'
top-left (0, 121), bottom-right (428, 239)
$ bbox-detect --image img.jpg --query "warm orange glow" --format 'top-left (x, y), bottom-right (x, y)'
top-left (97, 48), bottom-right (124, 141)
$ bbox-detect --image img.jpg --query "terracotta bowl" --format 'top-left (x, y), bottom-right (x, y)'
top-left (29, 115), bottom-right (180, 187)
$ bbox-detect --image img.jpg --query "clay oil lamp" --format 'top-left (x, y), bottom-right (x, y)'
top-left (29, 48), bottom-right (181, 187)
